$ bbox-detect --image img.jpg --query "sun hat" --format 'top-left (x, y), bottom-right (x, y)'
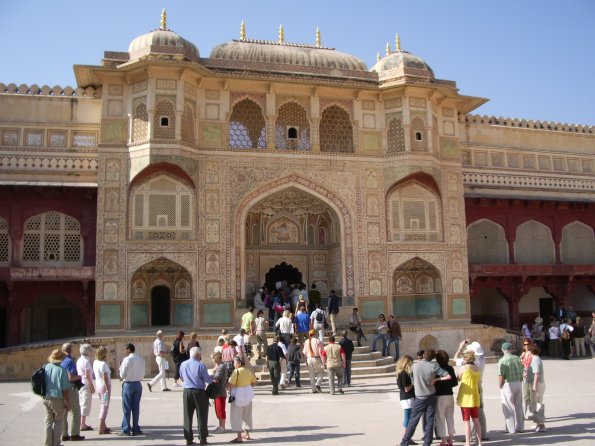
top-left (534, 316), bottom-right (543, 324)
top-left (466, 341), bottom-right (485, 357)
top-left (48, 348), bottom-right (66, 363)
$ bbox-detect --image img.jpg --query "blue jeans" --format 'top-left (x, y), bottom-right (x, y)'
top-left (343, 360), bottom-right (352, 386)
top-left (372, 334), bottom-right (388, 355)
top-left (287, 360), bottom-right (301, 386)
top-left (386, 336), bottom-right (400, 359)
top-left (121, 381), bottom-right (142, 434)
top-left (400, 394), bottom-right (437, 446)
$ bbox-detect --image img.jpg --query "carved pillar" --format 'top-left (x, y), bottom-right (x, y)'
top-left (7, 282), bottom-right (20, 346)
top-left (310, 117), bottom-right (320, 152)
top-left (545, 279), bottom-right (573, 307)
top-left (82, 280), bottom-right (92, 336)
top-left (266, 115), bottom-right (275, 150)
top-left (498, 282), bottom-right (525, 330)
top-left (507, 225), bottom-right (516, 264)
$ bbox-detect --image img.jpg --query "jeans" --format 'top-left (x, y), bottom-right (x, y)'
top-left (287, 360), bottom-right (301, 386)
top-left (400, 394), bottom-right (437, 446)
top-left (372, 333), bottom-right (387, 355)
top-left (386, 336), bottom-right (401, 359)
top-left (343, 360), bottom-right (352, 386)
top-left (121, 381), bottom-right (142, 434)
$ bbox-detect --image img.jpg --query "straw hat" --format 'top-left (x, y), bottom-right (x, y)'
top-left (48, 348), bottom-right (66, 363)
top-left (534, 316), bottom-right (543, 324)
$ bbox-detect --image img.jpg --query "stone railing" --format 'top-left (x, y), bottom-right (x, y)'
top-left (0, 83), bottom-right (101, 98)
top-left (460, 113), bottom-right (593, 134)
top-left (463, 171), bottom-right (595, 192)
top-left (0, 155), bottom-right (98, 171)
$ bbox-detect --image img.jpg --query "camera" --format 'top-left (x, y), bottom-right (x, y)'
top-left (228, 395), bottom-right (235, 403)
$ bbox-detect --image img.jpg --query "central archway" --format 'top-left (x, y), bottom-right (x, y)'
top-left (264, 262), bottom-right (303, 292)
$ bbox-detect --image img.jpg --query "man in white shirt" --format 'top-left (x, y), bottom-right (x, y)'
top-left (310, 304), bottom-right (326, 342)
top-left (119, 343), bottom-right (146, 436)
top-left (147, 330), bottom-right (170, 392)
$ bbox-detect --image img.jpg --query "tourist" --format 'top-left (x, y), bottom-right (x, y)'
top-left (310, 303), bottom-right (326, 341)
top-left (321, 335), bottom-right (346, 395)
top-left (60, 342), bottom-right (84, 442)
top-left (254, 310), bottom-right (268, 358)
top-left (339, 330), bottom-right (355, 387)
top-left (559, 317), bottom-right (574, 360)
top-left (327, 289), bottom-right (340, 335)
top-left (233, 329), bottom-right (248, 359)
top-left (253, 289), bottom-right (266, 312)
top-left (456, 350), bottom-right (483, 446)
top-left (118, 343), bottom-right (146, 436)
top-left (76, 344), bottom-right (95, 432)
top-left (276, 309), bottom-right (293, 346)
top-left (147, 330), bottom-right (170, 392)
top-left (520, 338), bottom-right (533, 419)
top-left (348, 307), bottom-right (366, 347)
top-left (527, 343), bottom-right (546, 432)
top-left (395, 355), bottom-right (415, 430)
top-left (531, 316), bottom-right (545, 353)
top-left (294, 306), bottom-right (310, 345)
top-left (179, 346), bottom-right (212, 446)
top-left (241, 306), bottom-right (256, 338)
top-left (521, 322), bottom-right (531, 339)
top-left (372, 314), bottom-right (388, 356)
top-left (187, 332), bottom-right (200, 350)
top-left (227, 355), bottom-right (257, 443)
top-left (43, 348), bottom-right (71, 446)
top-left (266, 335), bottom-right (286, 395)
top-left (548, 320), bottom-right (561, 358)
top-left (211, 351), bottom-right (229, 433)
top-left (573, 316), bottom-right (586, 357)
top-left (386, 314), bottom-right (402, 360)
top-left (589, 311), bottom-right (595, 357)
top-left (435, 350), bottom-right (457, 446)
top-left (93, 345), bottom-right (112, 435)
top-left (567, 305), bottom-right (577, 323)
top-left (497, 341), bottom-right (524, 433)
top-left (399, 349), bottom-right (452, 446)
top-left (303, 329), bottom-right (324, 393)
top-left (556, 303), bottom-right (567, 321)
top-left (309, 283), bottom-right (321, 313)
top-left (287, 337), bottom-right (302, 388)
top-left (172, 331), bottom-right (188, 387)
top-left (277, 335), bottom-right (289, 390)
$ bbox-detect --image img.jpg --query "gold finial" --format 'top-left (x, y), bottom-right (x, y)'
top-left (160, 8), bottom-right (167, 31)
top-left (315, 27), bottom-right (321, 47)
top-left (385, 42), bottom-right (391, 56)
top-left (377, 52), bottom-right (381, 62)
top-left (395, 33), bottom-right (401, 52)
top-left (279, 24), bottom-right (284, 44)
top-left (240, 20), bottom-right (246, 41)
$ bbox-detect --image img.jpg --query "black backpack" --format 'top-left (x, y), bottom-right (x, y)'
top-left (315, 311), bottom-right (324, 323)
top-left (31, 364), bottom-right (46, 396)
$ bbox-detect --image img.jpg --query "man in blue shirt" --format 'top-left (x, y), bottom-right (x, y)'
top-left (179, 346), bottom-right (212, 445)
top-left (295, 308), bottom-right (310, 345)
top-left (60, 342), bottom-right (84, 441)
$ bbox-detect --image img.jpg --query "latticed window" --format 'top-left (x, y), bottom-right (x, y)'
top-left (0, 218), bottom-right (9, 264)
top-left (131, 175), bottom-right (194, 241)
top-left (133, 102), bottom-right (148, 142)
top-left (467, 219), bottom-right (508, 264)
top-left (229, 98), bottom-right (266, 149)
top-left (319, 105), bottom-right (353, 153)
top-left (388, 182), bottom-right (442, 242)
top-left (154, 99), bottom-right (175, 140)
top-left (21, 212), bottom-right (82, 266)
top-left (275, 102), bottom-right (310, 150)
top-left (410, 117), bottom-right (428, 151)
top-left (181, 102), bottom-right (195, 144)
top-left (387, 118), bottom-right (405, 153)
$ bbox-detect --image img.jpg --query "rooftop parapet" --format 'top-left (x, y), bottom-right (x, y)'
top-left (460, 113), bottom-right (593, 134)
top-left (0, 83), bottom-right (101, 98)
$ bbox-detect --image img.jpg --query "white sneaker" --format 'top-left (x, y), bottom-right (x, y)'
top-left (535, 425), bottom-right (546, 432)
top-left (173, 383), bottom-right (182, 387)
top-left (212, 426), bottom-right (226, 433)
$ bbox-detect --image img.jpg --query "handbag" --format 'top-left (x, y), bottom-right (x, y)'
top-left (205, 382), bottom-right (219, 399)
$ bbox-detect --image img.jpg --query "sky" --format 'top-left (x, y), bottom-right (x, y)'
top-left (2, 0), bottom-right (594, 125)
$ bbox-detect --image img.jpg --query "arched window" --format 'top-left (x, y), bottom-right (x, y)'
top-left (388, 181), bottom-right (442, 242)
top-left (22, 211), bottom-right (82, 266)
top-left (229, 98), bottom-right (266, 149)
top-left (467, 219), bottom-right (508, 264)
top-left (154, 98), bottom-right (175, 140)
top-left (514, 220), bottom-right (555, 264)
top-left (393, 257), bottom-right (442, 319)
top-left (319, 105), bottom-right (353, 152)
top-left (275, 101), bottom-right (310, 150)
top-left (560, 221), bottom-right (595, 264)
top-left (387, 118), bottom-right (405, 153)
top-left (131, 175), bottom-right (194, 241)
top-left (410, 117), bottom-right (428, 151)
top-left (0, 217), bottom-right (9, 265)
top-left (133, 101), bottom-right (148, 142)
top-left (181, 102), bottom-right (195, 144)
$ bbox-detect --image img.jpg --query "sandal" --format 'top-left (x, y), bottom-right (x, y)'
top-left (99, 429), bottom-right (112, 435)
top-left (230, 439), bottom-right (243, 443)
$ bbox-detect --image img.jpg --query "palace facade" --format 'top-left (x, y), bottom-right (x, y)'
top-left (1, 16), bottom-right (594, 346)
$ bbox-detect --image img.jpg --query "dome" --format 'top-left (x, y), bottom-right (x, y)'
top-left (209, 40), bottom-right (368, 72)
top-left (371, 50), bottom-right (434, 82)
top-left (128, 29), bottom-right (200, 63)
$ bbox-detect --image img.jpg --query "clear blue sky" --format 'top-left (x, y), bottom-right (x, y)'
top-left (2, 0), bottom-right (594, 125)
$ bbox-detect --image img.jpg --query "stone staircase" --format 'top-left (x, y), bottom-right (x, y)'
top-left (252, 343), bottom-right (396, 385)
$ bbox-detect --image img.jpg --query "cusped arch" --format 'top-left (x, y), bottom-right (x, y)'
top-left (0, 217), bottom-right (10, 265)
top-left (561, 221), bottom-right (595, 264)
top-left (467, 219), bottom-right (508, 264)
top-left (319, 104), bottom-right (353, 153)
top-left (275, 101), bottom-right (310, 150)
top-left (392, 256), bottom-right (442, 319)
top-left (514, 220), bottom-right (555, 264)
top-left (229, 98), bottom-right (266, 149)
top-left (236, 173), bottom-right (355, 300)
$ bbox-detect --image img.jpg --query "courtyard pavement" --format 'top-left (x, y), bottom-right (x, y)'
top-left (1, 357), bottom-right (594, 446)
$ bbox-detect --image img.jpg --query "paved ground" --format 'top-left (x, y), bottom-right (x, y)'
top-left (1, 357), bottom-right (594, 446)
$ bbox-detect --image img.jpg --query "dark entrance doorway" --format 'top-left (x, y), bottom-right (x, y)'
top-left (539, 297), bottom-right (555, 327)
top-left (265, 262), bottom-right (302, 292)
top-left (0, 308), bottom-right (6, 348)
top-left (151, 286), bottom-right (171, 326)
